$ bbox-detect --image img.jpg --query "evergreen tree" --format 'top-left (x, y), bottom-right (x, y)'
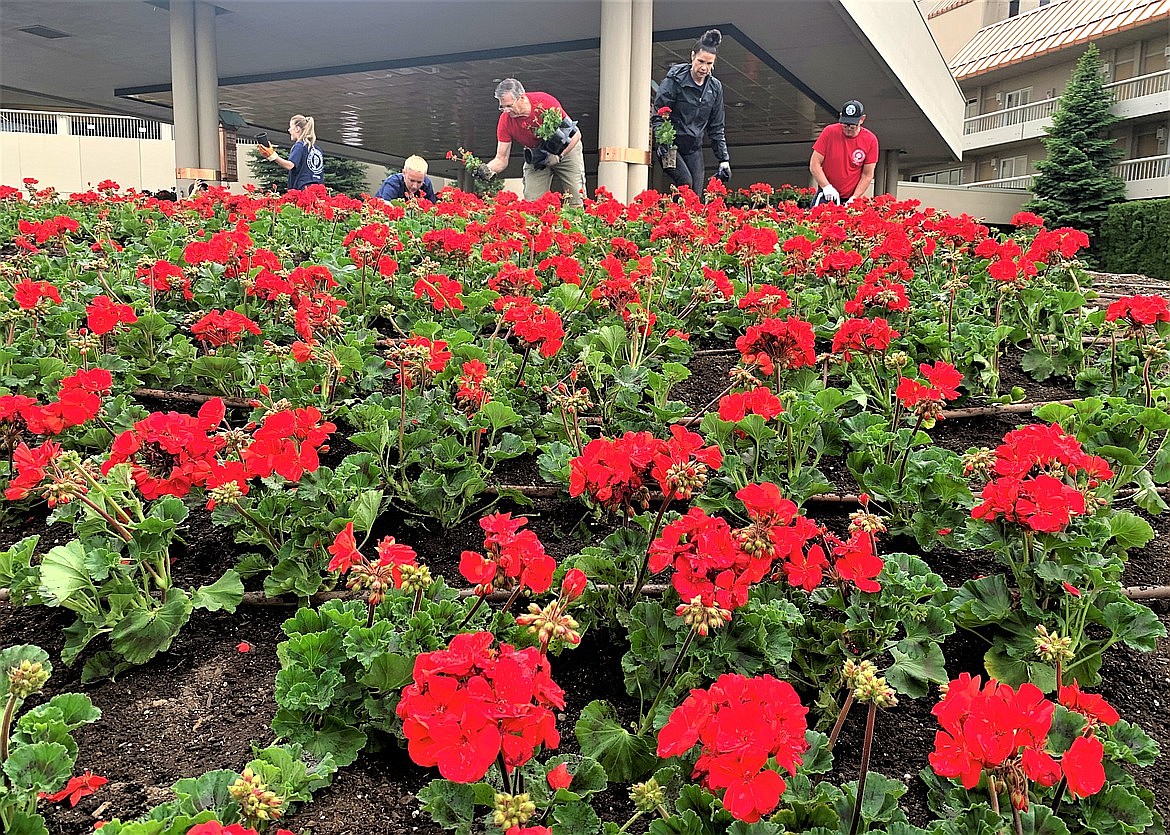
top-left (1024, 43), bottom-right (1126, 248)
top-left (244, 146), bottom-right (371, 197)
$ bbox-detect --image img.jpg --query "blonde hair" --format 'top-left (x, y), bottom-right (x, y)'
top-left (290, 114), bottom-right (317, 147)
top-left (403, 155), bottom-right (428, 175)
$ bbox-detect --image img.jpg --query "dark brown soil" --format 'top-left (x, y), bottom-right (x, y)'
top-left (2, 348), bottom-right (1167, 834)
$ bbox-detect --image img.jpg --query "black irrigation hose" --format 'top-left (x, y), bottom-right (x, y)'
top-left (1, 582), bottom-right (1165, 606)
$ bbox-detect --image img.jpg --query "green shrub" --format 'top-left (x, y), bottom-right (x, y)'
top-left (1098, 199), bottom-right (1170, 281)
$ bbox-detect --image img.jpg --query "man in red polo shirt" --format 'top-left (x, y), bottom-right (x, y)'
top-left (810, 100), bottom-right (878, 206)
top-left (478, 78), bottom-right (586, 207)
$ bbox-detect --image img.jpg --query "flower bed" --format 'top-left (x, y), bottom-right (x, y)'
top-left (0, 177), bottom-right (1167, 835)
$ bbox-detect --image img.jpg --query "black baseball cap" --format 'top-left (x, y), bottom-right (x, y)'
top-left (839, 100), bottom-right (865, 125)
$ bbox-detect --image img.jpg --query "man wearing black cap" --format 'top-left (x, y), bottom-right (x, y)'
top-left (810, 100), bottom-right (878, 206)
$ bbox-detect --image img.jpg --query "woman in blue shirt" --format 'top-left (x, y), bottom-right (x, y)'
top-left (263, 114), bottom-right (325, 190)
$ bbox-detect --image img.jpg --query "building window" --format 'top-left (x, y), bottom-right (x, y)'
top-left (1001, 87), bottom-right (1032, 125)
top-left (1113, 44), bottom-right (1136, 82)
top-left (965, 98), bottom-right (980, 119)
top-left (911, 168), bottom-right (964, 185)
top-left (999, 155), bottom-right (1029, 180)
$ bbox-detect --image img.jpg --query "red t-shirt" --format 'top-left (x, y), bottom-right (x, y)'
top-left (497, 92), bottom-right (566, 149)
top-left (812, 123), bottom-right (878, 198)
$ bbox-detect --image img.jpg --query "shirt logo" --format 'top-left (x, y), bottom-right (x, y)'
top-left (307, 148), bottom-right (325, 175)
top-left (851, 148), bottom-right (866, 166)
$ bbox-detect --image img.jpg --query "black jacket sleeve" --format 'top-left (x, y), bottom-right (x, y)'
top-left (650, 72), bottom-right (678, 143)
top-left (708, 79), bottom-right (729, 163)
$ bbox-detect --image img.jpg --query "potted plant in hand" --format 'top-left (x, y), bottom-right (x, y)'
top-left (530, 106), bottom-right (578, 169)
top-left (654, 106), bottom-right (677, 169)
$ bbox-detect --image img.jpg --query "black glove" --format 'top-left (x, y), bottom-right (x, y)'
top-left (523, 146), bottom-right (551, 170)
top-left (471, 164), bottom-right (495, 182)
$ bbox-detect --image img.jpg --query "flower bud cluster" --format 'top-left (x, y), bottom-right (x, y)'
top-left (1033, 624), bottom-right (1075, 663)
top-left (516, 601), bottom-right (581, 651)
top-left (228, 767), bottom-right (284, 822)
top-left (848, 509), bottom-right (887, 536)
top-left (7, 659), bottom-right (50, 698)
top-left (676, 595), bottom-right (732, 637)
top-left (630, 777), bottom-right (667, 813)
top-left (492, 792), bottom-right (535, 830)
top-left (397, 563), bottom-right (433, 594)
top-left (842, 658), bottom-right (897, 708)
top-left (543, 381), bottom-right (593, 414)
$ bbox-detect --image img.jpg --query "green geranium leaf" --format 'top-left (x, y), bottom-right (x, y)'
top-left (1102, 600), bottom-right (1166, 652)
top-left (1081, 784), bottom-right (1153, 833)
top-left (171, 769), bottom-right (239, 816)
top-left (348, 489), bottom-right (384, 533)
top-left (110, 589), bottom-right (194, 665)
top-left (417, 778), bottom-right (479, 835)
top-left (886, 638), bottom-right (948, 698)
top-left (1018, 805), bottom-right (1071, 835)
top-left (3, 741), bottom-right (72, 793)
top-left (553, 799), bottom-right (602, 835)
top-left (37, 540), bottom-right (97, 609)
top-left (5, 810), bottom-right (50, 835)
top-left (359, 652), bottom-right (415, 692)
top-left (191, 569), bottom-right (244, 612)
top-left (1107, 511), bottom-right (1155, 551)
top-left (575, 700), bottom-right (656, 783)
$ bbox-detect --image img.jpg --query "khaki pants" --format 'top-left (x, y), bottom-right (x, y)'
top-left (522, 143), bottom-right (586, 207)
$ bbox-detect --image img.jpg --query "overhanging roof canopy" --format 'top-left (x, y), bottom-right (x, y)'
top-left (1, 0), bottom-right (966, 183)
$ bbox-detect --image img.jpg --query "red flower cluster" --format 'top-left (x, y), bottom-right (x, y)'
top-left (844, 271), bottom-right (910, 316)
top-left (185, 823), bottom-right (296, 835)
top-left (16, 215), bottom-right (79, 248)
top-left (657, 672), bottom-right (809, 822)
top-left (138, 259), bottom-right (192, 300)
top-left (190, 309), bottom-right (262, 347)
top-left (895, 361), bottom-right (963, 415)
top-left (1105, 294), bottom-right (1170, 329)
top-left (650, 482), bottom-right (821, 607)
top-left (396, 632), bottom-right (564, 782)
top-left (569, 428), bottom-right (721, 514)
top-left (717, 386), bottom-right (784, 422)
top-left (737, 284), bottom-right (791, 317)
top-left (930, 674), bottom-right (1113, 808)
top-left (781, 527), bottom-right (884, 593)
top-left (414, 273), bottom-right (465, 312)
top-left (102, 399), bottom-right (227, 499)
top-left (85, 295), bottom-right (138, 336)
top-left (242, 406), bottom-right (336, 482)
top-left (971, 423), bottom-right (1112, 533)
top-left (14, 279), bottom-right (63, 310)
top-left (455, 359), bottom-right (491, 415)
top-left (831, 316), bottom-right (899, 361)
top-left (459, 512), bottom-right (555, 595)
top-left (735, 317), bottom-right (817, 375)
top-left (326, 521), bottom-right (418, 585)
top-left (495, 296), bottom-right (565, 358)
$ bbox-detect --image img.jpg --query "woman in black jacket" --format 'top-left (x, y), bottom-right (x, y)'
top-left (650, 29), bottom-right (731, 198)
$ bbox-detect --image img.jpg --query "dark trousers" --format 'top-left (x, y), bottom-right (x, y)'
top-left (664, 148), bottom-right (707, 198)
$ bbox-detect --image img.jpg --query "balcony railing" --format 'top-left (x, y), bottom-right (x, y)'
top-left (1115, 153), bottom-right (1170, 183)
top-left (0, 109), bottom-right (163, 140)
top-left (963, 154), bottom-right (1170, 190)
top-left (963, 69), bottom-right (1170, 135)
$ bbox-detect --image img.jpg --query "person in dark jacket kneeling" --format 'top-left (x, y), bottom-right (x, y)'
top-left (376, 155), bottom-right (438, 203)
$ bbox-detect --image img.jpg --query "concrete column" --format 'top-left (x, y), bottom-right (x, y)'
top-left (625, 0), bottom-right (652, 201)
top-left (169, 0), bottom-right (200, 191)
top-left (597, 0), bottom-right (631, 200)
top-left (874, 148), bottom-right (901, 196)
top-left (194, 1), bottom-right (220, 180)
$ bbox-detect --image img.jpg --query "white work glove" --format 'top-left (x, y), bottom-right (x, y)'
top-left (546, 153), bottom-right (561, 167)
top-left (820, 184), bottom-right (840, 204)
top-left (845, 195), bottom-right (857, 205)
top-left (717, 161), bottom-right (731, 179)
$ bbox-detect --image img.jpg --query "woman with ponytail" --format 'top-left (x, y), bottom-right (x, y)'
top-left (261, 114), bottom-right (326, 191)
top-left (650, 28), bottom-right (731, 198)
